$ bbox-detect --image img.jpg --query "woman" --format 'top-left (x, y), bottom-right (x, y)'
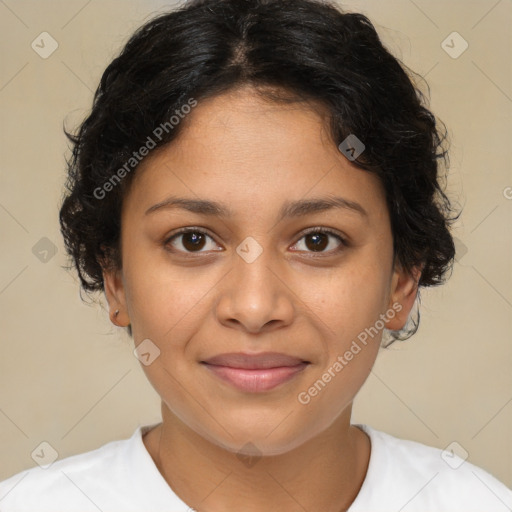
top-left (1, 0), bottom-right (510, 510)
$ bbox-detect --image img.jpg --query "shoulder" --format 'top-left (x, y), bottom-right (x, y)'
top-left (0, 429), bottom-right (141, 511)
top-left (350, 424), bottom-right (512, 512)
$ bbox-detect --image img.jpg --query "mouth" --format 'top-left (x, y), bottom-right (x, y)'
top-left (200, 352), bottom-right (311, 393)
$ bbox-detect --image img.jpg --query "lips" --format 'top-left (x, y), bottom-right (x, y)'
top-left (202, 352), bottom-right (309, 369)
top-left (201, 352), bottom-right (310, 392)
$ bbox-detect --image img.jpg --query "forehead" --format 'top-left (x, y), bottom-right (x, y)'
top-left (123, 86), bottom-right (387, 222)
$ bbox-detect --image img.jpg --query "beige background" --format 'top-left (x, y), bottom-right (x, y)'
top-left (1, 0), bottom-right (511, 490)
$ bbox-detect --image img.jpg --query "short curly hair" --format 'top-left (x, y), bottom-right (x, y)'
top-left (59, 0), bottom-right (458, 343)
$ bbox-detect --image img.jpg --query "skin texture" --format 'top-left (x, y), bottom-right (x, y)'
top-left (103, 84), bottom-right (420, 511)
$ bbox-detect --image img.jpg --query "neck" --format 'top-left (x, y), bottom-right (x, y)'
top-left (143, 402), bottom-right (371, 512)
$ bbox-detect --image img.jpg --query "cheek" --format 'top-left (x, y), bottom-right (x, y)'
top-left (122, 238), bottom-right (217, 341)
top-left (291, 267), bottom-right (388, 433)
top-left (301, 255), bottom-right (392, 345)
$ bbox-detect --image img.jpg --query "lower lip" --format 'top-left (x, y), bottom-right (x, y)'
top-left (202, 363), bottom-right (309, 392)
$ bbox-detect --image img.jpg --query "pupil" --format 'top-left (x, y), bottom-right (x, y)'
top-left (183, 232), bottom-right (205, 251)
top-left (306, 233), bottom-right (327, 252)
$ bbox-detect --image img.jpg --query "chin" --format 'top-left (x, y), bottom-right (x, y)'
top-left (194, 409), bottom-right (325, 457)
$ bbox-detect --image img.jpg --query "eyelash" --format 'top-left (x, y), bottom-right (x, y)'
top-left (163, 226), bottom-right (347, 257)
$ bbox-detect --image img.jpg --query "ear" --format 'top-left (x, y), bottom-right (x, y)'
top-left (103, 268), bottom-right (130, 327)
top-left (385, 262), bottom-right (422, 331)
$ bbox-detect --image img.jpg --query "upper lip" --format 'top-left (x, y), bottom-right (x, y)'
top-left (201, 352), bottom-right (309, 369)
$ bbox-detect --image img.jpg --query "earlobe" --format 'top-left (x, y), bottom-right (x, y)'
top-left (385, 264), bottom-right (422, 331)
top-left (103, 268), bottom-right (129, 326)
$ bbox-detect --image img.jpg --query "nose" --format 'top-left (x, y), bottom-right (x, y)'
top-left (214, 240), bottom-right (295, 334)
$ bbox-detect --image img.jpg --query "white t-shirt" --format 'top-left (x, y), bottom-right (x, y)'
top-left (1, 423), bottom-right (511, 511)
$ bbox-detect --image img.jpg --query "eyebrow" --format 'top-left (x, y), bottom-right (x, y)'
top-left (144, 195), bottom-right (368, 220)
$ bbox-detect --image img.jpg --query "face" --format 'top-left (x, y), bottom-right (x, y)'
top-left (104, 85), bottom-right (419, 456)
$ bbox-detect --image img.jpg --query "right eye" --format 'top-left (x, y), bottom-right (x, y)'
top-left (164, 228), bottom-right (222, 254)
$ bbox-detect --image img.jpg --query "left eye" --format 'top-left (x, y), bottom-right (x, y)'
top-left (291, 229), bottom-right (346, 254)
top-left (164, 228), bottom-right (346, 255)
